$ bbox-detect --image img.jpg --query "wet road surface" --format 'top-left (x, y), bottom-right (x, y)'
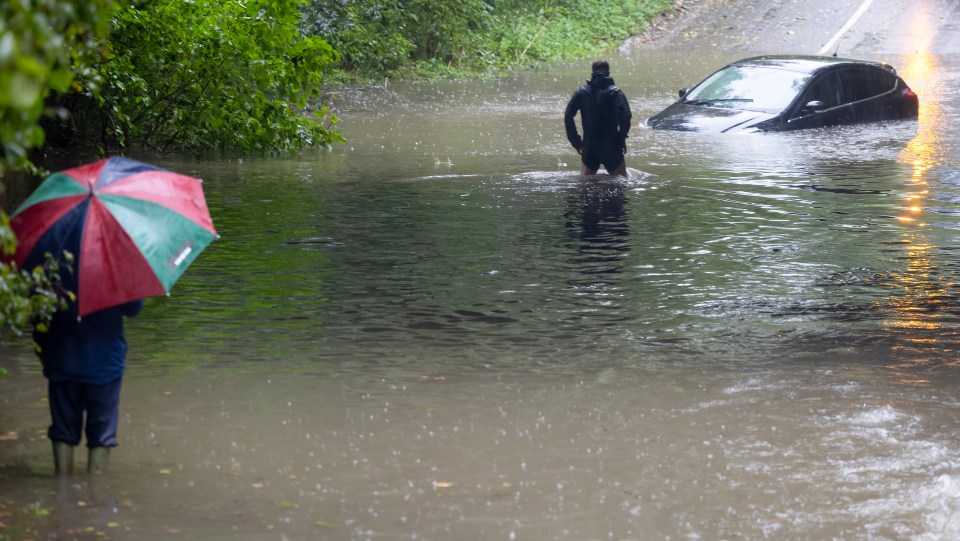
top-left (624, 0), bottom-right (960, 55)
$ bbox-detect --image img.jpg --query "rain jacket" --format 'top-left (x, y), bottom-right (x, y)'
top-left (35, 300), bottom-right (143, 385)
top-left (564, 72), bottom-right (632, 151)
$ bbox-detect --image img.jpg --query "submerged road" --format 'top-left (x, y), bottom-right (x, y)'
top-left (625, 0), bottom-right (960, 56)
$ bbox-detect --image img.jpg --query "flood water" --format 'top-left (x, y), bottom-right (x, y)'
top-left (4, 45), bottom-right (960, 539)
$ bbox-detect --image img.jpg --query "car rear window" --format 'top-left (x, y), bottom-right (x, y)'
top-left (684, 66), bottom-right (810, 112)
top-left (841, 68), bottom-right (898, 102)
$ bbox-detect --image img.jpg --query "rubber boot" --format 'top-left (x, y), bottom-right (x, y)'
top-left (87, 447), bottom-right (110, 474)
top-left (52, 441), bottom-right (75, 474)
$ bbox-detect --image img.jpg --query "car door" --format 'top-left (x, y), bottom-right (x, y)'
top-left (786, 70), bottom-right (855, 130)
top-left (840, 67), bottom-right (901, 122)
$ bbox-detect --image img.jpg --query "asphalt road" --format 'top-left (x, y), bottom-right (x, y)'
top-left (624, 0), bottom-right (960, 56)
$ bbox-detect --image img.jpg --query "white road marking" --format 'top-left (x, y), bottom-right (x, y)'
top-left (817, 0), bottom-right (877, 55)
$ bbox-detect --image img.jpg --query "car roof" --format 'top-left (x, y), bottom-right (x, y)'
top-left (728, 55), bottom-right (896, 75)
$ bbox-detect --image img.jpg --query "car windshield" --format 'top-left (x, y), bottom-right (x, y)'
top-left (683, 65), bottom-right (811, 112)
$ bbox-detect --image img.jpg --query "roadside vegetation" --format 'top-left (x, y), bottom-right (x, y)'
top-left (305, 0), bottom-right (674, 82)
top-left (0, 0), bottom-right (672, 347)
top-left (0, 0), bottom-right (111, 353)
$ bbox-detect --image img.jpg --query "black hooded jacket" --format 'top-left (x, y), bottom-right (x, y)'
top-left (564, 72), bottom-right (632, 151)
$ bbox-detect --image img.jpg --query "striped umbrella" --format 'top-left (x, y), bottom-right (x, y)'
top-left (8, 157), bottom-right (218, 317)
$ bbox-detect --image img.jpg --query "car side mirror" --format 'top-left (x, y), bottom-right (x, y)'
top-left (678, 88), bottom-right (689, 98)
top-left (802, 100), bottom-right (825, 113)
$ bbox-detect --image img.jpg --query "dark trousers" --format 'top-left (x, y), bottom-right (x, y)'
top-left (581, 144), bottom-right (625, 173)
top-left (47, 378), bottom-right (122, 448)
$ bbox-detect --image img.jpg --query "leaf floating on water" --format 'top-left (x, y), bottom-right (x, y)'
top-left (24, 503), bottom-right (50, 517)
top-left (278, 499), bottom-right (299, 509)
top-left (0, 432), bottom-right (18, 441)
top-left (433, 481), bottom-right (455, 489)
top-left (159, 469), bottom-right (172, 475)
top-left (315, 520), bottom-right (338, 528)
top-left (107, 522), bottom-right (121, 528)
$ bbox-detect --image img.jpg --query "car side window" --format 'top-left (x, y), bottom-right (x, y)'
top-left (842, 68), bottom-right (897, 102)
top-left (802, 71), bottom-right (844, 109)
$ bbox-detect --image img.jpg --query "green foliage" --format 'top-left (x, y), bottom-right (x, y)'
top-left (405, 0), bottom-right (492, 70)
top-left (304, 0), bottom-right (674, 81)
top-left (0, 0), bottom-right (113, 342)
top-left (303, 0), bottom-right (492, 78)
top-left (301, 1), bottom-right (415, 76)
top-left (0, 0), bottom-right (114, 172)
top-left (54, 0), bottom-right (344, 153)
top-left (0, 243), bottom-right (71, 341)
top-left (486, 0), bottom-right (674, 66)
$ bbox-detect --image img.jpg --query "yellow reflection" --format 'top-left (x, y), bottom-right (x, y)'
top-left (885, 9), bottom-right (947, 361)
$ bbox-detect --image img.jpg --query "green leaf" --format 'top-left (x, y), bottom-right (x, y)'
top-left (7, 73), bottom-right (43, 109)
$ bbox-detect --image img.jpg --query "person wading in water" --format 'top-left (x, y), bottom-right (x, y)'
top-left (36, 300), bottom-right (143, 474)
top-left (564, 59), bottom-right (633, 177)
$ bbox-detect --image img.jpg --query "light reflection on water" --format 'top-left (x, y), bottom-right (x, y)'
top-left (884, 25), bottom-right (960, 376)
top-left (3, 45), bottom-right (960, 540)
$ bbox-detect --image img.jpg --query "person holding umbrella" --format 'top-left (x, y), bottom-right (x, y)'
top-left (35, 299), bottom-right (143, 474)
top-left (7, 156), bottom-right (218, 474)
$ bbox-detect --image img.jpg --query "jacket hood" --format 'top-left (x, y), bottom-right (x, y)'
top-left (588, 73), bottom-right (615, 87)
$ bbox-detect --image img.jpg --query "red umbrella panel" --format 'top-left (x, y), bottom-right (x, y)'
top-left (9, 157), bottom-right (218, 317)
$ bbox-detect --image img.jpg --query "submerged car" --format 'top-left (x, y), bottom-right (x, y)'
top-left (646, 55), bottom-right (919, 133)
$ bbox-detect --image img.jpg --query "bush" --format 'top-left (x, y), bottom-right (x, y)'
top-left (304, 0), bottom-right (674, 81)
top-left (50, 0), bottom-right (344, 153)
top-left (0, 0), bottom-right (113, 341)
